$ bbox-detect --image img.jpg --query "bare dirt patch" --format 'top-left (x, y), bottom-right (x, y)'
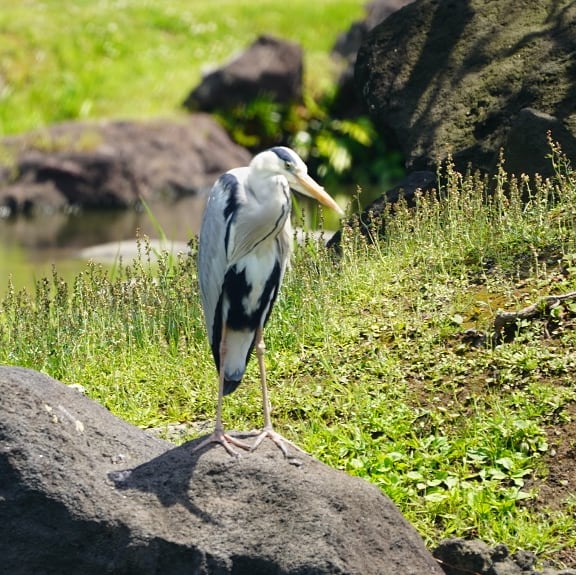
top-left (533, 401), bottom-right (576, 566)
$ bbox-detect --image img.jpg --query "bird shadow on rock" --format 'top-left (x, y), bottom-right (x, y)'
top-left (107, 432), bottom-right (289, 526)
top-left (107, 435), bottom-right (231, 525)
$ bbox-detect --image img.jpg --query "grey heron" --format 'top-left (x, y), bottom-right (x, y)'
top-left (193, 146), bottom-right (343, 457)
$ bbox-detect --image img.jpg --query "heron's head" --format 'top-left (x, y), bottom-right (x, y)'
top-left (250, 147), bottom-right (344, 216)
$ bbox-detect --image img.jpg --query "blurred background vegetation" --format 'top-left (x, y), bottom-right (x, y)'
top-left (0, 0), bottom-right (406, 292)
top-left (0, 0), bottom-right (404, 190)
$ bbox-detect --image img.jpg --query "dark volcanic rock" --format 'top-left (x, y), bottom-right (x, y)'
top-left (0, 366), bottom-right (442, 575)
top-left (327, 170), bottom-right (436, 251)
top-left (0, 115), bottom-right (251, 214)
top-left (504, 108), bottom-right (576, 178)
top-left (332, 0), bottom-right (415, 61)
top-left (356, 0), bottom-right (576, 174)
top-left (331, 0), bottom-right (415, 118)
top-left (434, 538), bottom-right (576, 575)
top-left (183, 35), bottom-right (303, 112)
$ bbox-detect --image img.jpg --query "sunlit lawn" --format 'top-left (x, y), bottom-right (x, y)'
top-left (0, 0), bottom-right (365, 135)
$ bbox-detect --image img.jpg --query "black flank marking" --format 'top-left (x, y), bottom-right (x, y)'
top-left (210, 261), bottom-right (282, 393)
top-left (224, 262), bottom-right (281, 332)
top-left (220, 173), bottom-right (240, 220)
top-left (260, 259), bottom-right (282, 326)
top-left (220, 173), bottom-right (240, 253)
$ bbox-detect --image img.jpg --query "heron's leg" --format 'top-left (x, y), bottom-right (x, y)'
top-left (250, 328), bottom-right (305, 457)
top-left (213, 334), bottom-right (227, 433)
top-left (257, 328), bottom-right (273, 430)
top-left (191, 325), bottom-right (251, 456)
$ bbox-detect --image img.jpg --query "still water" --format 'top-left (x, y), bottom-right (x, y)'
top-left (0, 196), bottom-right (206, 295)
top-left (0, 192), bottom-right (348, 295)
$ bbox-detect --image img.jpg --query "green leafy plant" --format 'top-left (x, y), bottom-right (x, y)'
top-left (214, 92), bottom-right (404, 197)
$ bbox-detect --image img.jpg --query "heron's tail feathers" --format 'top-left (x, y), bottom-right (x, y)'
top-left (218, 328), bottom-right (256, 396)
top-left (223, 378), bottom-right (242, 396)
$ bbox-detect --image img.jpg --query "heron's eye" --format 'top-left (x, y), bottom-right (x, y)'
top-left (284, 160), bottom-right (293, 171)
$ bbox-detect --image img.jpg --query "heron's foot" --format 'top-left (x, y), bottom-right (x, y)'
top-left (191, 428), bottom-right (252, 457)
top-left (249, 426), bottom-right (305, 457)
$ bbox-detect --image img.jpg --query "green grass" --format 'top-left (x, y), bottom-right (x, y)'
top-left (0, 0), bottom-right (365, 135)
top-left (2, 151), bottom-right (576, 564)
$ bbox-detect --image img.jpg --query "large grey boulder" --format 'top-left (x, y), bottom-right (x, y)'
top-left (355, 0), bottom-right (576, 175)
top-left (0, 366), bottom-right (442, 575)
top-left (331, 0), bottom-right (415, 117)
top-left (0, 115), bottom-right (251, 215)
top-left (332, 0), bottom-right (415, 62)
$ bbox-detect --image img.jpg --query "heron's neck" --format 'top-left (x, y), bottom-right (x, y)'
top-left (247, 172), bottom-right (290, 211)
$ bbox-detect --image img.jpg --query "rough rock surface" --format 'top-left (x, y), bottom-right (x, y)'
top-left (332, 0), bottom-right (415, 62)
top-left (355, 0), bottom-right (576, 175)
top-left (183, 35), bottom-right (303, 112)
top-left (0, 114), bottom-right (251, 214)
top-left (434, 538), bottom-right (576, 575)
top-left (331, 0), bottom-right (415, 117)
top-left (0, 366), bottom-right (442, 575)
top-left (503, 108), bottom-right (576, 178)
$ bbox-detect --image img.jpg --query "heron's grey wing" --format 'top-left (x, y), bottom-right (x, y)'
top-left (197, 171), bottom-right (245, 346)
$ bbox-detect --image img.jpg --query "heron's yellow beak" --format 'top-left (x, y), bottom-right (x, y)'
top-left (293, 173), bottom-right (345, 217)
